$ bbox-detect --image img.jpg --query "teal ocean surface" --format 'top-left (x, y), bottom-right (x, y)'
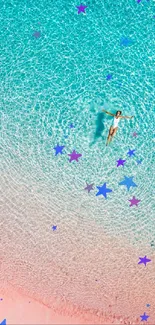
top-left (1, 0), bottom-right (155, 244)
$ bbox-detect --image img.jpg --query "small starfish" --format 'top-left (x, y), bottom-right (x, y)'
top-left (116, 158), bottom-right (126, 167)
top-left (133, 132), bottom-right (138, 137)
top-left (68, 150), bottom-right (82, 162)
top-left (127, 149), bottom-right (136, 157)
top-left (120, 37), bottom-right (132, 47)
top-left (129, 196), bottom-right (141, 207)
top-left (84, 183), bottom-right (94, 193)
top-left (138, 256), bottom-right (151, 266)
top-left (0, 320), bottom-right (6, 325)
top-left (140, 312), bottom-right (149, 321)
top-left (106, 74), bottom-right (112, 80)
top-left (69, 123), bottom-right (75, 128)
top-left (96, 183), bottom-right (112, 199)
top-left (53, 144), bottom-right (65, 155)
top-left (33, 31), bottom-right (41, 38)
top-left (76, 4), bottom-right (87, 14)
top-left (52, 225), bottom-right (57, 231)
top-left (119, 176), bottom-right (137, 191)
top-left (137, 159), bottom-right (142, 164)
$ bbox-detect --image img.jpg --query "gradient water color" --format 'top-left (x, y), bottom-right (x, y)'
top-left (1, 0), bottom-right (155, 324)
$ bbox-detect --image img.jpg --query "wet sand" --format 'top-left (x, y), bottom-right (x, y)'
top-left (0, 285), bottom-right (144, 325)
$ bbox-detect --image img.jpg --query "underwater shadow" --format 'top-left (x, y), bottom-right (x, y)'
top-left (90, 112), bottom-right (107, 147)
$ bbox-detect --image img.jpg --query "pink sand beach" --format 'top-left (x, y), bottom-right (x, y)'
top-left (1, 221), bottom-right (155, 324)
top-left (0, 284), bottom-right (150, 325)
top-left (1, 178), bottom-right (155, 324)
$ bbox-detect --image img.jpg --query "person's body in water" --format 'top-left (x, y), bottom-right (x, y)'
top-left (102, 109), bottom-right (134, 146)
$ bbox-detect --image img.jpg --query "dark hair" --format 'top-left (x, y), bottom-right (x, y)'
top-left (116, 110), bottom-right (122, 115)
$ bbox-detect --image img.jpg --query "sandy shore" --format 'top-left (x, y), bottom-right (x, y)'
top-left (0, 287), bottom-right (83, 324)
top-left (0, 285), bottom-right (145, 325)
top-left (1, 176), bottom-right (155, 324)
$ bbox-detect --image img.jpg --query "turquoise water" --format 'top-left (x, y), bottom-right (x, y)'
top-left (1, 0), bottom-right (155, 246)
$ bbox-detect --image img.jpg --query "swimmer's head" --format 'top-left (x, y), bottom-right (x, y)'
top-left (116, 111), bottom-right (122, 117)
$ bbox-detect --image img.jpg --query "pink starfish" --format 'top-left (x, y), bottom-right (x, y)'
top-left (129, 196), bottom-right (141, 207)
top-left (133, 132), bottom-right (138, 137)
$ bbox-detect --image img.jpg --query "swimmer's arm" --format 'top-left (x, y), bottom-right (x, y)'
top-left (120, 115), bottom-right (134, 119)
top-left (102, 109), bottom-right (115, 116)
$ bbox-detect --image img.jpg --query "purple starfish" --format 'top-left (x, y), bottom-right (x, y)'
top-left (127, 149), bottom-right (136, 157)
top-left (33, 31), bottom-right (41, 38)
top-left (133, 132), bottom-right (138, 137)
top-left (68, 150), bottom-right (82, 162)
top-left (117, 158), bottom-right (126, 167)
top-left (140, 312), bottom-right (149, 321)
top-left (106, 74), bottom-right (112, 80)
top-left (137, 0), bottom-right (142, 3)
top-left (129, 196), bottom-right (141, 207)
top-left (76, 4), bottom-right (87, 14)
top-left (138, 256), bottom-right (151, 266)
top-left (53, 144), bottom-right (65, 155)
top-left (84, 183), bottom-right (94, 193)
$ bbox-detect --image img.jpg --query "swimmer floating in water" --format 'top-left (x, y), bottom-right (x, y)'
top-left (102, 109), bottom-right (134, 146)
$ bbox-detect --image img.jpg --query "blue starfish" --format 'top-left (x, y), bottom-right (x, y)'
top-left (52, 225), bottom-right (57, 231)
top-left (140, 312), bottom-right (149, 321)
top-left (96, 183), bottom-right (112, 199)
top-left (106, 74), bottom-right (112, 80)
top-left (53, 144), bottom-right (65, 155)
top-left (0, 320), bottom-right (6, 325)
top-left (127, 149), bottom-right (136, 157)
top-left (69, 123), bottom-right (75, 128)
top-left (137, 159), bottom-right (142, 164)
top-left (120, 37), bottom-right (132, 47)
top-left (119, 176), bottom-right (137, 191)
